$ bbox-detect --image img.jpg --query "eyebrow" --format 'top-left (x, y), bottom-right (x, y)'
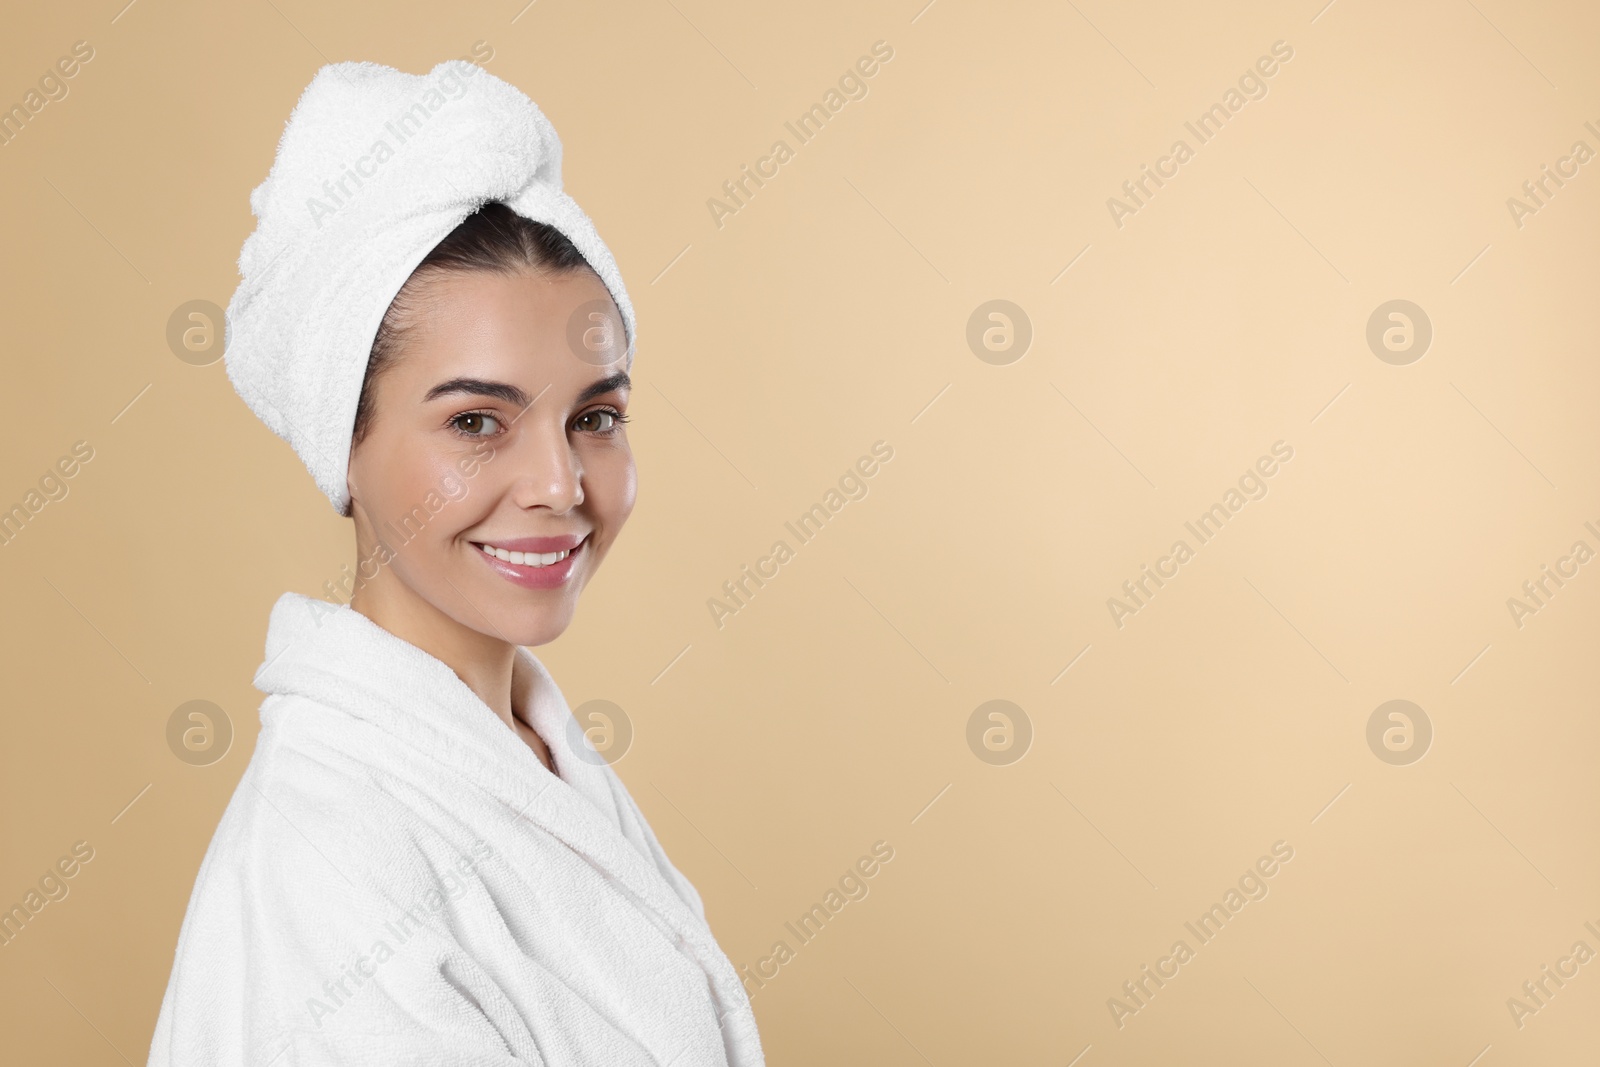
top-left (423, 370), bottom-right (631, 409)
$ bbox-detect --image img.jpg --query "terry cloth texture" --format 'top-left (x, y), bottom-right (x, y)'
top-left (146, 592), bottom-right (763, 1066)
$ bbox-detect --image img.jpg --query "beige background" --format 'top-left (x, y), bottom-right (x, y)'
top-left (2, 0), bottom-right (1597, 1062)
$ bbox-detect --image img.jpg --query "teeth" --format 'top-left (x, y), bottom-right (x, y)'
top-left (477, 543), bottom-right (572, 567)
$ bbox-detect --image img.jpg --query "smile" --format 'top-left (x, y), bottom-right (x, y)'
top-left (469, 534), bottom-right (587, 590)
top-left (473, 542), bottom-right (572, 568)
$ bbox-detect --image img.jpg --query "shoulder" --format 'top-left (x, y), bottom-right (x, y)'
top-left (182, 693), bottom-right (484, 936)
top-left (154, 697), bottom-right (500, 1056)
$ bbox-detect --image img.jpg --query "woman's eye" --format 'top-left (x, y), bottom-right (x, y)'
top-left (576, 410), bottom-right (626, 434)
top-left (452, 411), bottom-right (501, 436)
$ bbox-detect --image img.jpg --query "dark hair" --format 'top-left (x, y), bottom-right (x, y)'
top-left (345, 201), bottom-right (597, 514)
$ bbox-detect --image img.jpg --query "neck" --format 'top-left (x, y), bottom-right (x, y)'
top-left (348, 565), bottom-right (520, 732)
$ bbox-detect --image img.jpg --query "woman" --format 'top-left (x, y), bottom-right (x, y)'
top-left (148, 59), bottom-right (765, 1066)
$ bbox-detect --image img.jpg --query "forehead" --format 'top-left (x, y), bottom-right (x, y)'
top-left (397, 267), bottom-right (622, 369)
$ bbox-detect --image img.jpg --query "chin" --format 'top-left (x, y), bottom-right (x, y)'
top-left (498, 612), bottom-right (574, 648)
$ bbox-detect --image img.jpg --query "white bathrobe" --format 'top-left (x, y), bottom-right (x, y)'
top-left (147, 592), bottom-right (765, 1067)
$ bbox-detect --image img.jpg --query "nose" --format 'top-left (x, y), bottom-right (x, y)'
top-left (510, 416), bottom-right (584, 514)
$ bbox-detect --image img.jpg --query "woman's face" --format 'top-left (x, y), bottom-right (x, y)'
top-left (346, 266), bottom-right (634, 647)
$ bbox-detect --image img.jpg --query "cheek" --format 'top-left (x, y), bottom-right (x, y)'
top-left (591, 447), bottom-right (637, 527)
top-left (395, 451), bottom-right (463, 514)
top-left (357, 430), bottom-right (474, 531)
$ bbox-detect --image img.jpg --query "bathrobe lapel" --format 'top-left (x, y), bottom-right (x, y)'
top-left (255, 592), bottom-right (762, 1064)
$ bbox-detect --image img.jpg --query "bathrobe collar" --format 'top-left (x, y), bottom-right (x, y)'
top-left (249, 591), bottom-right (761, 1056)
top-left (254, 591), bottom-right (618, 823)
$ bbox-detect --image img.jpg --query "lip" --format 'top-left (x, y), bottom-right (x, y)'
top-left (471, 535), bottom-right (586, 590)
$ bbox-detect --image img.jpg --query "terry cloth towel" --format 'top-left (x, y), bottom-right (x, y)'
top-left (146, 592), bottom-right (764, 1066)
top-left (223, 59), bottom-right (637, 518)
